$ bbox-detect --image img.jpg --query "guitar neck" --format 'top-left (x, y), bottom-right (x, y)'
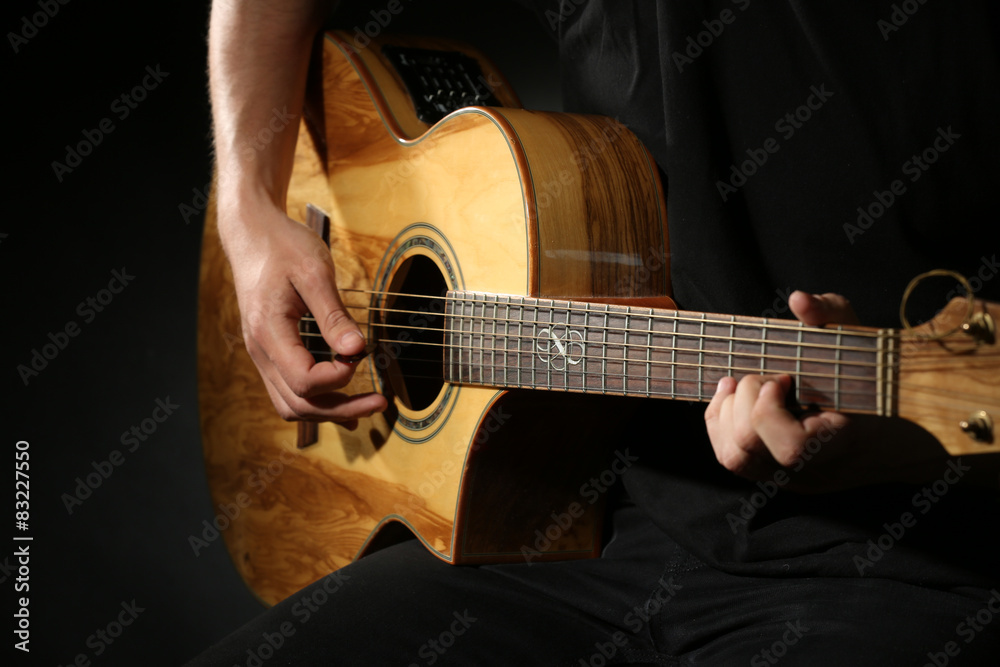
top-left (444, 291), bottom-right (897, 416)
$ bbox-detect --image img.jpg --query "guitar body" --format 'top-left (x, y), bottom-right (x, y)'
top-left (198, 32), bottom-right (670, 605)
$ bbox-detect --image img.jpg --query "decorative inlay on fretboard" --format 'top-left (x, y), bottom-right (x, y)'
top-left (445, 291), bottom-right (894, 415)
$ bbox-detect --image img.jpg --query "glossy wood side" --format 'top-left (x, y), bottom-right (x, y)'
top-left (492, 108), bottom-right (670, 299)
top-left (896, 297), bottom-right (1000, 456)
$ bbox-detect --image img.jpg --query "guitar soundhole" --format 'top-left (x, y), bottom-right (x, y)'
top-left (379, 254), bottom-right (447, 411)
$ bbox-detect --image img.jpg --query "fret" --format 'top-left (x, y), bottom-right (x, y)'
top-left (446, 296), bottom-right (453, 383)
top-left (795, 324), bottom-right (803, 405)
top-left (698, 314), bottom-right (706, 400)
top-left (759, 317), bottom-right (767, 375)
top-left (834, 327), bottom-right (843, 412)
top-left (670, 312), bottom-right (677, 399)
top-left (601, 305), bottom-right (609, 395)
top-left (623, 307), bottom-right (631, 396)
top-left (563, 302), bottom-right (571, 392)
top-left (584, 302), bottom-right (593, 393)
top-left (530, 298), bottom-right (538, 389)
top-left (490, 297), bottom-right (498, 387)
top-left (876, 328), bottom-right (887, 416)
top-left (478, 295), bottom-right (486, 385)
top-left (884, 330), bottom-right (896, 417)
top-left (516, 296), bottom-right (524, 388)
top-left (501, 296), bottom-right (510, 386)
top-left (646, 311), bottom-right (653, 398)
top-left (545, 302), bottom-right (554, 391)
top-left (728, 316), bottom-right (735, 390)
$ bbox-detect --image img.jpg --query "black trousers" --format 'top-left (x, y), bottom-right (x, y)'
top-left (185, 500), bottom-right (999, 666)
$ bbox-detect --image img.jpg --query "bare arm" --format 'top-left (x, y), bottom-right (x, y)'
top-left (209, 0), bottom-right (387, 424)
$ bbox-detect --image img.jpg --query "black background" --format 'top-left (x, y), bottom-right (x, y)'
top-left (7, 1), bottom-right (558, 664)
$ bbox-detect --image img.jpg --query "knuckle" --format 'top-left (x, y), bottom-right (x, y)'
top-left (714, 446), bottom-right (745, 474)
top-left (275, 402), bottom-right (300, 422)
top-left (323, 307), bottom-right (353, 333)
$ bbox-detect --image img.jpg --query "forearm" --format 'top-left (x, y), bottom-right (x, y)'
top-left (208, 0), bottom-right (331, 241)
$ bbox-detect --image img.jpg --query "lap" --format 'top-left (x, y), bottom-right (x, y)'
top-left (184, 501), bottom-right (998, 666)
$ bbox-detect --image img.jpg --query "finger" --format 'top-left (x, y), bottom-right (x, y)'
top-left (291, 257), bottom-right (367, 358)
top-left (751, 378), bottom-right (810, 466)
top-left (788, 291), bottom-right (860, 326)
top-left (254, 309), bottom-right (361, 399)
top-left (705, 375), bottom-right (736, 426)
top-left (259, 366), bottom-right (387, 422)
top-left (732, 375), bottom-right (768, 455)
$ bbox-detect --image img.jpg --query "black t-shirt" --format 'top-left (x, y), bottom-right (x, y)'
top-left (516, 0), bottom-right (1000, 586)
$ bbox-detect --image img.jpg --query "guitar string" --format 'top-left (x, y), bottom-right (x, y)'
top-left (301, 306), bottom-right (967, 374)
top-left (301, 329), bottom-right (998, 407)
top-left (303, 324), bottom-right (996, 408)
top-left (337, 288), bottom-right (894, 339)
top-left (303, 346), bottom-right (993, 414)
top-left (303, 316), bottom-right (880, 370)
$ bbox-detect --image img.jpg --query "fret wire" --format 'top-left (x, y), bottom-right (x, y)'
top-left (646, 312), bottom-right (653, 399)
top-left (478, 295), bottom-right (486, 386)
top-left (601, 304), bottom-right (609, 395)
top-left (624, 306), bottom-right (631, 396)
top-left (727, 315), bottom-right (736, 379)
top-left (584, 302), bottom-right (593, 393)
top-left (502, 296), bottom-right (510, 387)
top-left (796, 324), bottom-right (803, 405)
top-left (760, 316), bottom-right (767, 375)
top-left (699, 313), bottom-right (706, 401)
top-left (563, 303), bottom-right (571, 392)
top-left (333, 289), bottom-right (887, 339)
top-left (329, 319), bottom-right (880, 373)
top-left (835, 327), bottom-right (843, 412)
top-left (449, 297), bottom-right (456, 383)
top-left (530, 297), bottom-right (538, 390)
top-left (670, 312), bottom-right (677, 399)
top-left (516, 296), bottom-right (524, 389)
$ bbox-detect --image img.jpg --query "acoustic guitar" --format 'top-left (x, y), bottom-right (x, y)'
top-left (197, 31), bottom-right (999, 605)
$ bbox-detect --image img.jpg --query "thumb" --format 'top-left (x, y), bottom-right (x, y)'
top-left (788, 291), bottom-right (860, 326)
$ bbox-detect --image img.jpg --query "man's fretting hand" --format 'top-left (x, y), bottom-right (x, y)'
top-left (703, 291), bottom-right (949, 492)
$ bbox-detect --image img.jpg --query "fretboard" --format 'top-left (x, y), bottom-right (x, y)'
top-left (445, 291), bottom-right (897, 416)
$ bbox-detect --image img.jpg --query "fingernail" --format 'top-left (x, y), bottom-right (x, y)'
top-left (339, 331), bottom-right (365, 347)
